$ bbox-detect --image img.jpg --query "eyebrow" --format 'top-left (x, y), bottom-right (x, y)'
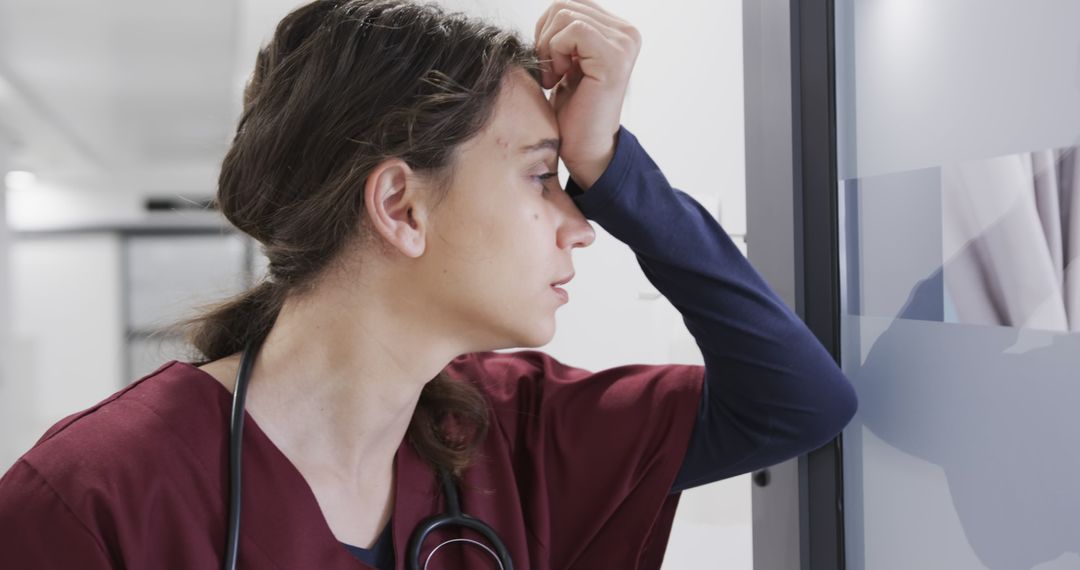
top-left (519, 138), bottom-right (560, 155)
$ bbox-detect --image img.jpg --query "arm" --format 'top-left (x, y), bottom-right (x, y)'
top-left (565, 126), bottom-right (858, 493)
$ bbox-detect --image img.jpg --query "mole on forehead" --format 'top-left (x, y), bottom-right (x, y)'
top-left (492, 135), bottom-right (513, 160)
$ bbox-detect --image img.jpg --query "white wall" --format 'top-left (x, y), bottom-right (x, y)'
top-left (3, 234), bottom-right (124, 468)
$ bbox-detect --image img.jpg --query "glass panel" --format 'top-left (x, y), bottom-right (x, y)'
top-left (835, 0), bottom-right (1080, 181)
top-left (835, 1), bottom-right (1080, 569)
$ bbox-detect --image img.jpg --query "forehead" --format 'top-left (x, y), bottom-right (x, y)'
top-left (467, 68), bottom-right (559, 160)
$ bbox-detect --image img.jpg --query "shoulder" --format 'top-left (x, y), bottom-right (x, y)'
top-left (445, 350), bottom-right (705, 559)
top-left (445, 349), bottom-right (703, 400)
top-left (0, 361), bottom-right (230, 565)
top-left (444, 349), bottom-right (704, 431)
top-left (9, 360), bottom-right (228, 509)
top-left (443, 349), bottom-right (590, 411)
top-left (444, 350), bottom-right (574, 392)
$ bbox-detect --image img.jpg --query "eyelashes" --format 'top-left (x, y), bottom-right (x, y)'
top-left (534, 172), bottom-right (559, 192)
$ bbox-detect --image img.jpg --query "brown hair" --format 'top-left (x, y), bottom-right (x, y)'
top-left (182, 0), bottom-right (543, 478)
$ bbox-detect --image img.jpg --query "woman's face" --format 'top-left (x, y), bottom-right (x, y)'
top-left (422, 66), bottom-right (597, 350)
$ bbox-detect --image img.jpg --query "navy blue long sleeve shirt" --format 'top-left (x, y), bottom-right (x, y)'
top-left (564, 125), bottom-right (858, 494)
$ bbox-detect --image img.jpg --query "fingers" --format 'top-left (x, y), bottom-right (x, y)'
top-left (558, 0), bottom-right (633, 31)
top-left (534, 1), bottom-right (640, 89)
top-left (538, 11), bottom-right (615, 87)
top-left (534, 0), bottom-right (631, 45)
top-left (549, 20), bottom-right (623, 86)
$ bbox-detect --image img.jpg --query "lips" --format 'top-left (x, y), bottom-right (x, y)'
top-left (551, 273), bottom-right (575, 287)
top-left (550, 284), bottom-right (569, 303)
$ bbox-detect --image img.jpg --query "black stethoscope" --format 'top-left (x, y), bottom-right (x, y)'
top-left (223, 337), bottom-right (514, 570)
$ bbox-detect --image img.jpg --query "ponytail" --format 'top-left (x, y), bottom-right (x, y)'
top-left (183, 279), bottom-right (286, 364)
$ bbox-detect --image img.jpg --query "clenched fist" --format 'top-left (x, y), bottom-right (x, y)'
top-left (534, 0), bottom-right (641, 190)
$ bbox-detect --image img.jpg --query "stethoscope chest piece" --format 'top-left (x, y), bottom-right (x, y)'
top-left (405, 467), bottom-right (513, 570)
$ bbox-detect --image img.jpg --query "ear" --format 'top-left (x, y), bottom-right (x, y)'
top-left (363, 158), bottom-right (430, 259)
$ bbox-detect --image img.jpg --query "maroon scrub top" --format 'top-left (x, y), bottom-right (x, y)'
top-left (0, 348), bottom-right (703, 569)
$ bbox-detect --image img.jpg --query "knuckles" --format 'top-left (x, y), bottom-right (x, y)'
top-left (539, 0), bottom-right (642, 81)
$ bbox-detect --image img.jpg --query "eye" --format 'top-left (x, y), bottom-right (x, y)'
top-left (533, 172), bottom-right (559, 192)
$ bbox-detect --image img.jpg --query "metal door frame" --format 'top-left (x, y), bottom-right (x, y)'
top-left (743, 1), bottom-right (845, 568)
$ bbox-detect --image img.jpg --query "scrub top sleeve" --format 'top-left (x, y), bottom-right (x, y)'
top-left (453, 349), bottom-right (703, 566)
top-left (565, 126), bottom-right (858, 493)
top-left (0, 459), bottom-right (115, 568)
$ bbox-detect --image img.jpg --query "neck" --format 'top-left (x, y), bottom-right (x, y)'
top-left (242, 271), bottom-right (465, 482)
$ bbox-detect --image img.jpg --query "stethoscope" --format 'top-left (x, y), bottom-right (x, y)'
top-left (223, 336), bottom-right (515, 570)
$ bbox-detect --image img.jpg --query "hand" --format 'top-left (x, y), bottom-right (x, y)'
top-left (534, 0), bottom-right (641, 190)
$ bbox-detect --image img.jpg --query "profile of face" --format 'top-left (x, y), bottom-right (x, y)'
top-left (414, 66), bottom-right (598, 351)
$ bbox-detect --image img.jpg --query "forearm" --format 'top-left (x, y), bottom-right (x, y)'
top-left (567, 125), bottom-right (858, 492)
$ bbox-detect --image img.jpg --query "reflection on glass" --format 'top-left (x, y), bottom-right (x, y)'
top-left (843, 145), bottom-right (1080, 332)
top-left (838, 147), bottom-right (1080, 569)
top-left (943, 147), bottom-right (1079, 332)
top-left (841, 316), bottom-right (1079, 570)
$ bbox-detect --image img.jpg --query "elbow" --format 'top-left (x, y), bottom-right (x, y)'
top-left (811, 372), bottom-right (859, 447)
top-left (763, 370), bottom-right (860, 460)
top-left (835, 376), bottom-right (859, 430)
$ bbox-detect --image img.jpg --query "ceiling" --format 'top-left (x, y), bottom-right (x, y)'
top-left (0, 0), bottom-right (306, 197)
top-left (0, 0), bottom-right (549, 202)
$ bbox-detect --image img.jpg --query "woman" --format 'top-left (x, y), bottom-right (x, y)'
top-left (0, 0), bottom-right (858, 568)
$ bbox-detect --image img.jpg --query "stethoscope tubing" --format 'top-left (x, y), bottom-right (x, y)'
top-left (223, 337), bottom-right (257, 570)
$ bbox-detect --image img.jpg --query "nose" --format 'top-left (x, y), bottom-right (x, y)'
top-left (555, 186), bottom-right (597, 250)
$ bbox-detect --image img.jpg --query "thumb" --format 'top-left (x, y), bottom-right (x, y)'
top-left (548, 59), bottom-right (584, 114)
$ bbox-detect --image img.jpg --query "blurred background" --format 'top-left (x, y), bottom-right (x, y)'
top-left (0, 0), bottom-right (752, 567)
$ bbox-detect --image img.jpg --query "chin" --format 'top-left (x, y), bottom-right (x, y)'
top-left (529, 320), bottom-right (558, 348)
top-left (511, 318), bottom-right (556, 349)
top-left (488, 301), bottom-right (558, 349)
